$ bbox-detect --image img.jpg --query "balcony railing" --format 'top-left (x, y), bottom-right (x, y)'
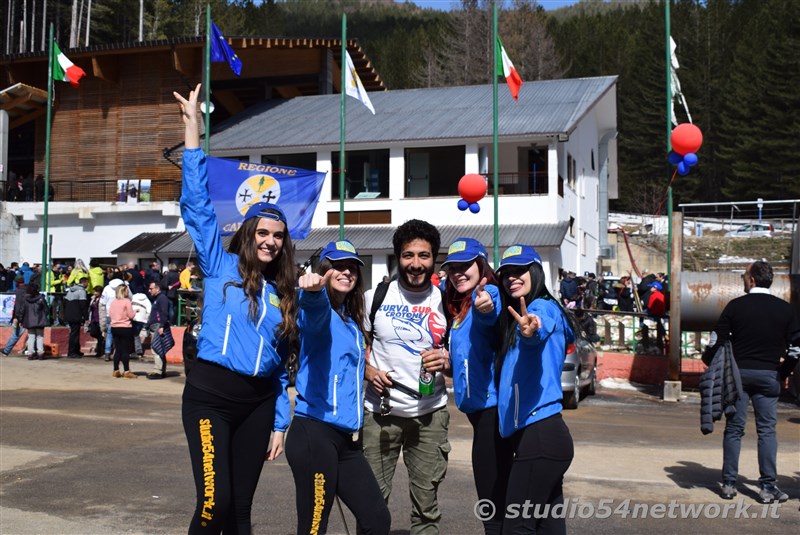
top-left (1, 179), bottom-right (181, 203)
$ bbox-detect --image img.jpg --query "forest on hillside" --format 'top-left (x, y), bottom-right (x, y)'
top-left (3, 0), bottom-right (799, 213)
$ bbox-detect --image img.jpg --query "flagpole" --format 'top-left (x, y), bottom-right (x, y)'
top-left (41, 23), bottom-right (54, 299)
top-left (491, 2), bottom-right (499, 269)
top-left (339, 14), bottom-right (347, 241)
top-left (204, 5), bottom-right (211, 154)
top-left (665, 1), bottom-right (672, 290)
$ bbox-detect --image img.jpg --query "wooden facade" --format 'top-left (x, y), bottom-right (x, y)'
top-left (0, 37), bottom-right (383, 199)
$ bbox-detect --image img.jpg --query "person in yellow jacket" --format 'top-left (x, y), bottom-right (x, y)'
top-left (88, 259), bottom-right (106, 290)
top-left (179, 260), bottom-right (196, 289)
top-left (67, 259), bottom-right (89, 287)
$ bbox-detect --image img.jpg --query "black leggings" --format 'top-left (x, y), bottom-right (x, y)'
top-left (503, 414), bottom-right (574, 535)
top-left (110, 326), bottom-right (134, 371)
top-left (285, 416), bottom-right (390, 535)
top-left (182, 383), bottom-right (276, 534)
top-left (467, 407), bottom-right (515, 535)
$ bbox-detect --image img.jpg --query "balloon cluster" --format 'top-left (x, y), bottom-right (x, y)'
top-left (668, 123), bottom-right (703, 175)
top-left (457, 173), bottom-right (487, 213)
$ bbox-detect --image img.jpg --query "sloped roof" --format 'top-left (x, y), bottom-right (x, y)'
top-left (111, 232), bottom-right (184, 254)
top-left (128, 222), bottom-right (568, 257)
top-left (209, 76), bottom-right (617, 152)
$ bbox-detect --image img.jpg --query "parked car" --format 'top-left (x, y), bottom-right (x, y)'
top-left (561, 333), bottom-right (598, 409)
top-left (724, 222), bottom-right (773, 238)
top-left (182, 318), bottom-right (201, 376)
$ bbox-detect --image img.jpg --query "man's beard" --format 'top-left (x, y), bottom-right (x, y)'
top-left (400, 268), bottom-right (431, 290)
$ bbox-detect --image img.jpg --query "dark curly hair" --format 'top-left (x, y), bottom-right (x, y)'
top-left (392, 219), bottom-right (441, 261)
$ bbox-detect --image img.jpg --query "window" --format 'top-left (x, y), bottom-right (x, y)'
top-left (567, 153), bottom-right (576, 190)
top-left (331, 149), bottom-right (390, 199)
top-left (405, 146), bottom-right (465, 198)
top-left (569, 216), bottom-right (575, 238)
top-left (262, 153), bottom-right (316, 170)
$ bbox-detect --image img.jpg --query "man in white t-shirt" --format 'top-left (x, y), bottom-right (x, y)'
top-left (363, 219), bottom-right (451, 535)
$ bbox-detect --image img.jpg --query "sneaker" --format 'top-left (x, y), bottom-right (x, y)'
top-left (0, 349), bottom-right (9, 357)
top-left (112, 370), bottom-right (122, 378)
top-left (27, 354), bottom-right (38, 361)
top-left (122, 371), bottom-right (137, 379)
top-left (720, 482), bottom-right (737, 500)
top-left (146, 372), bottom-right (166, 380)
top-left (758, 486), bottom-right (788, 504)
top-left (104, 354), bottom-right (112, 362)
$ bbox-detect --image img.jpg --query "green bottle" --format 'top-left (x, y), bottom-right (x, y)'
top-left (418, 358), bottom-right (435, 396)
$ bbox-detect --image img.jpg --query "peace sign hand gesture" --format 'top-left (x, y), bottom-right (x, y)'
top-left (473, 277), bottom-right (494, 313)
top-left (508, 296), bottom-right (541, 338)
top-left (298, 269), bottom-right (333, 293)
top-left (172, 83), bottom-right (201, 149)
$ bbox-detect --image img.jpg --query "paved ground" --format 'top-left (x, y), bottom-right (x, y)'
top-left (0, 354), bottom-right (798, 534)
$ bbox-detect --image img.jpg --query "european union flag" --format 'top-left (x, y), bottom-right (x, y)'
top-left (210, 22), bottom-right (242, 76)
top-left (206, 156), bottom-right (326, 239)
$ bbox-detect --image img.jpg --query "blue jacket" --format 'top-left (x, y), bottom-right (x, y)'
top-left (497, 298), bottom-right (573, 438)
top-left (450, 284), bottom-right (501, 413)
top-left (294, 288), bottom-right (365, 433)
top-left (181, 148), bottom-right (290, 431)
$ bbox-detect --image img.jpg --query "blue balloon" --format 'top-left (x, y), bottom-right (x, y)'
top-left (677, 161), bottom-right (689, 175)
top-left (683, 152), bottom-right (699, 166)
top-left (667, 151), bottom-right (683, 165)
top-left (457, 199), bottom-right (469, 211)
top-left (469, 202), bottom-right (481, 213)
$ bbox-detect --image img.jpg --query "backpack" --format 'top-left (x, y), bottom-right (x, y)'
top-left (368, 281), bottom-right (452, 347)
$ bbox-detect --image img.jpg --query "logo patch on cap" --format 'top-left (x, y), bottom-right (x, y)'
top-left (502, 245), bottom-right (523, 259)
top-left (448, 241), bottom-right (467, 255)
top-left (335, 241), bottom-right (357, 254)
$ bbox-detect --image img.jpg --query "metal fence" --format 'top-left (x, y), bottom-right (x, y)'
top-left (1, 179), bottom-right (181, 203)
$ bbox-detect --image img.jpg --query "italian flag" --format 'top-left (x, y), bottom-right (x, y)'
top-left (497, 37), bottom-right (523, 101)
top-left (52, 42), bottom-right (86, 87)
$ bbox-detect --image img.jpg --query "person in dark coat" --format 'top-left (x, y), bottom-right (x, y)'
top-left (19, 283), bottom-right (49, 360)
top-left (63, 277), bottom-right (90, 358)
top-left (159, 263), bottom-right (181, 325)
top-left (703, 261), bottom-right (800, 504)
top-left (146, 281), bottom-right (171, 379)
top-left (34, 174), bottom-right (45, 201)
top-left (1, 277), bottom-right (28, 356)
top-left (21, 173), bottom-right (34, 202)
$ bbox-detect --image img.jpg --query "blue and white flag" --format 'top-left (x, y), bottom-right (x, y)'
top-left (210, 21), bottom-right (242, 76)
top-left (207, 156), bottom-right (326, 239)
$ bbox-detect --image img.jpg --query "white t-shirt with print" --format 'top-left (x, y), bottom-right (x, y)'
top-left (364, 281), bottom-right (448, 417)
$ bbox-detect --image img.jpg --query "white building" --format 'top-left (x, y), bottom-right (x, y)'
top-left (1, 76), bottom-right (618, 290)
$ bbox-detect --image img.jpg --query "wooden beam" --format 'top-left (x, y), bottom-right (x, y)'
top-left (213, 90), bottom-right (245, 115)
top-left (1, 93), bottom-right (33, 111)
top-left (173, 47), bottom-right (200, 78)
top-left (11, 107), bottom-right (47, 129)
top-left (92, 55), bottom-right (120, 83)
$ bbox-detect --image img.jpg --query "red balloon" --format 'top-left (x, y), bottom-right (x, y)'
top-left (458, 173), bottom-right (487, 203)
top-left (670, 123), bottom-right (703, 156)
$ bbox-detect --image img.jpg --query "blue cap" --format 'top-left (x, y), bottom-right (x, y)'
top-left (243, 202), bottom-right (287, 224)
top-left (650, 281), bottom-right (663, 291)
top-left (320, 240), bottom-right (364, 266)
top-left (441, 238), bottom-right (488, 266)
top-left (499, 244), bottom-right (542, 269)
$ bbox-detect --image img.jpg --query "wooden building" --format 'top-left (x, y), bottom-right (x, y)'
top-left (0, 36), bottom-right (384, 199)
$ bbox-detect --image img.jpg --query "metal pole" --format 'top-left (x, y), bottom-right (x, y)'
top-left (339, 14), bottom-right (347, 241)
top-left (665, 1), bottom-right (672, 292)
top-left (42, 24), bottom-right (54, 301)
top-left (492, 1), bottom-right (499, 268)
top-left (203, 6), bottom-right (211, 154)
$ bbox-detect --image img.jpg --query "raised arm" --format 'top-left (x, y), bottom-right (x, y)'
top-left (173, 84), bottom-right (201, 149)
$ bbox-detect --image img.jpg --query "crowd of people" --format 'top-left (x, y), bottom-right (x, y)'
top-left (2, 172), bottom-right (55, 202)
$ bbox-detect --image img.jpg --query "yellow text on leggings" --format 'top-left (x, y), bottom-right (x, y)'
top-left (199, 419), bottom-right (215, 522)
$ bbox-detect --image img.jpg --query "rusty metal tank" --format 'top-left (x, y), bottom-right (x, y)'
top-left (680, 272), bottom-right (798, 331)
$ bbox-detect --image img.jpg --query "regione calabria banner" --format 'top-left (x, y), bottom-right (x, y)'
top-left (206, 156), bottom-right (326, 239)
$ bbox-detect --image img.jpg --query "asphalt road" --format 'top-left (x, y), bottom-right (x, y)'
top-left (1, 355), bottom-right (798, 535)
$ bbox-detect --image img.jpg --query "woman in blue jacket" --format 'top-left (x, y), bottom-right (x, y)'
top-left (441, 237), bottom-right (512, 535)
top-left (286, 240), bottom-right (390, 534)
top-left (495, 245), bottom-right (576, 535)
top-left (174, 85), bottom-right (297, 534)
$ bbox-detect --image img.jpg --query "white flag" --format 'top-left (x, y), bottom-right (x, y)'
top-left (345, 51), bottom-right (375, 115)
top-left (670, 36), bottom-right (692, 126)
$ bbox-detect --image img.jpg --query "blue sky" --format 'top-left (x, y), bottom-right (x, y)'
top-left (404, 0), bottom-right (581, 10)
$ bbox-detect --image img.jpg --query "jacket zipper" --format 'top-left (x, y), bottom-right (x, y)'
top-left (252, 282), bottom-right (268, 376)
top-left (221, 314), bottom-right (231, 355)
top-left (333, 374), bottom-right (338, 416)
top-left (353, 324), bottom-right (363, 429)
top-left (465, 359), bottom-right (470, 399)
top-left (514, 383), bottom-right (520, 429)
